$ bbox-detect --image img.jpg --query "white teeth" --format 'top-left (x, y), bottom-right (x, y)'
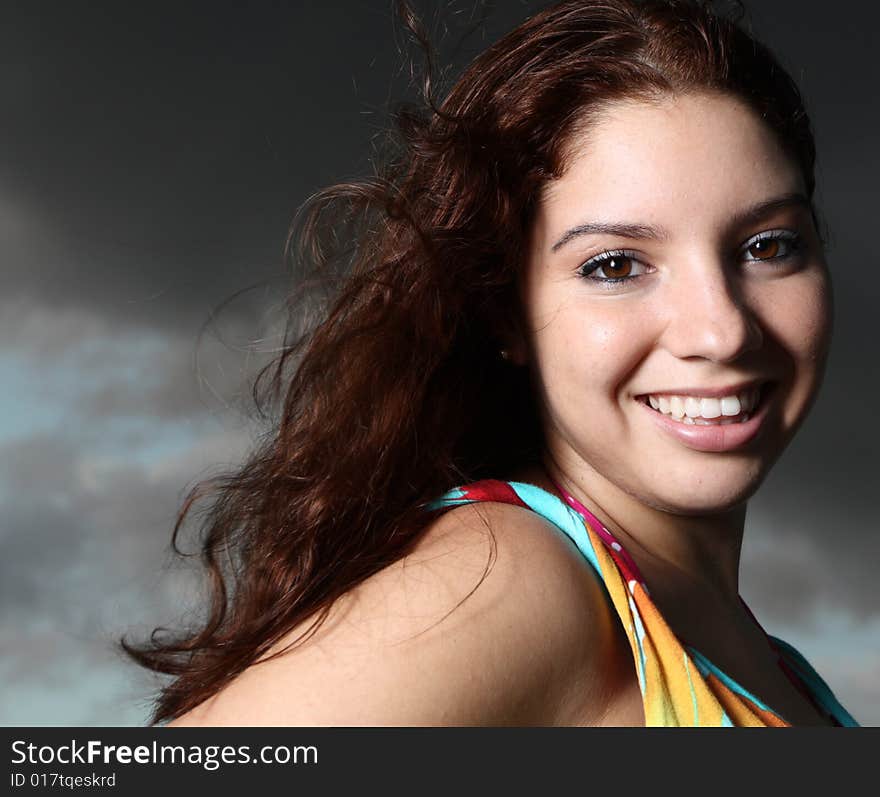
top-left (720, 396), bottom-right (741, 416)
top-left (699, 397), bottom-right (722, 418)
top-left (644, 384), bottom-right (764, 423)
top-left (669, 396), bottom-right (685, 418)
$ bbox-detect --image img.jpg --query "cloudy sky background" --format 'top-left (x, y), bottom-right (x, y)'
top-left (1, 0), bottom-right (877, 726)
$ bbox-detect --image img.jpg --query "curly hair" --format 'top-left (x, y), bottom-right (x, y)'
top-left (124, 0), bottom-right (818, 724)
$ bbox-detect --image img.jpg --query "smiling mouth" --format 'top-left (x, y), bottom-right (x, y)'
top-left (637, 382), bottom-right (773, 425)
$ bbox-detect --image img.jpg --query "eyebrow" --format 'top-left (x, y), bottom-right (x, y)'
top-left (550, 192), bottom-right (812, 253)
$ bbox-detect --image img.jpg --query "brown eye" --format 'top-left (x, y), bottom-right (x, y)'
top-left (747, 239), bottom-right (780, 260)
top-left (578, 250), bottom-right (650, 285)
top-left (599, 256), bottom-right (634, 278)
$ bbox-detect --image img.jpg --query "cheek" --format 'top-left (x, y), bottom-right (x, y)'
top-left (757, 268), bottom-right (833, 367)
top-left (529, 300), bottom-right (653, 400)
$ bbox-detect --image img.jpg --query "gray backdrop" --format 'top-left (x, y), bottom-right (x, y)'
top-left (1, 0), bottom-right (877, 725)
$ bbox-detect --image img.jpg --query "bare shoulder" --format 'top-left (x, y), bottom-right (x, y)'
top-left (168, 500), bottom-right (618, 727)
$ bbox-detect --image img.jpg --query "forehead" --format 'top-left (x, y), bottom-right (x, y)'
top-left (537, 92), bottom-right (804, 235)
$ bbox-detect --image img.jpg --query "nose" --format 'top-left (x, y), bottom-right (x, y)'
top-left (660, 259), bottom-right (764, 363)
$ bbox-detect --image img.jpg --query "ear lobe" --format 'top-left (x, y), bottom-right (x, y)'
top-left (499, 340), bottom-right (528, 366)
top-left (488, 288), bottom-right (529, 366)
top-left (496, 326), bottom-right (528, 366)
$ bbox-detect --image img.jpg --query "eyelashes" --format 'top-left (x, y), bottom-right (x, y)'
top-left (576, 229), bottom-right (805, 288)
top-left (576, 249), bottom-right (648, 283)
top-left (741, 229), bottom-right (803, 262)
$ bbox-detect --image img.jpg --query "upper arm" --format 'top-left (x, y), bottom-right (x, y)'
top-left (168, 501), bottom-right (616, 726)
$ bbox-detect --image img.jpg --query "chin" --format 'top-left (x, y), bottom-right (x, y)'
top-left (643, 471), bottom-right (769, 516)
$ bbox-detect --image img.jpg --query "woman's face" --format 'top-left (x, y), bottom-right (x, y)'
top-left (518, 92), bottom-right (832, 514)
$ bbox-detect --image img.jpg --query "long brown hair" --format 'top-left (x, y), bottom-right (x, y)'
top-left (124, 0), bottom-right (819, 724)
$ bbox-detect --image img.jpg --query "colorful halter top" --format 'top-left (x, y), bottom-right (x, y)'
top-left (426, 479), bottom-right (859, 727)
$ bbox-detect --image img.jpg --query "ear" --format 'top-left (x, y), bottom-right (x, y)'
top-left (498, 337), bottom-right (528, 366)
top-left (485, 283), bottom-right (529, 366)
top-left (494, 312), bottom-right (529, 367)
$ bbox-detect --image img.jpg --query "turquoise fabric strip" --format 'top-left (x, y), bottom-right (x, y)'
top-left (427, 481), bottom-right (605, 576)
top-left (687, 646), bottom-right (776, 714)
top-left (506, 481), bottom-right (604, 575)
top-left (769, 637), bottom-right (861, 727)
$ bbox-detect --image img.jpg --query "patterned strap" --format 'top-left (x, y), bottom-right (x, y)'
top-left (426, 479), bottom-right (859, 727)
top-left (769, 637), bottom-right (860, 727)
top-left (427, 479), bottom-right (607, 579)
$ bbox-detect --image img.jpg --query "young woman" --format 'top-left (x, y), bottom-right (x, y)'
top-left (128, 0), bottom-right (859, 726)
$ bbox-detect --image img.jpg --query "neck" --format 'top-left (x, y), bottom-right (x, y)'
top-left (535, 453), bottom-right (748, 612)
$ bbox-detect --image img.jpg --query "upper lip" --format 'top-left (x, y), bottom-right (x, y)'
top-left (637, 379), bottom-right (770, 400)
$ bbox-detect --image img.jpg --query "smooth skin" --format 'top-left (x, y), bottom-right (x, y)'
top-left (170, 92), bottom-right (833, 726)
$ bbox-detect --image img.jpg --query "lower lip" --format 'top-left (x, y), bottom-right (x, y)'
top-left (636, 384), bottom-right (774, 453)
